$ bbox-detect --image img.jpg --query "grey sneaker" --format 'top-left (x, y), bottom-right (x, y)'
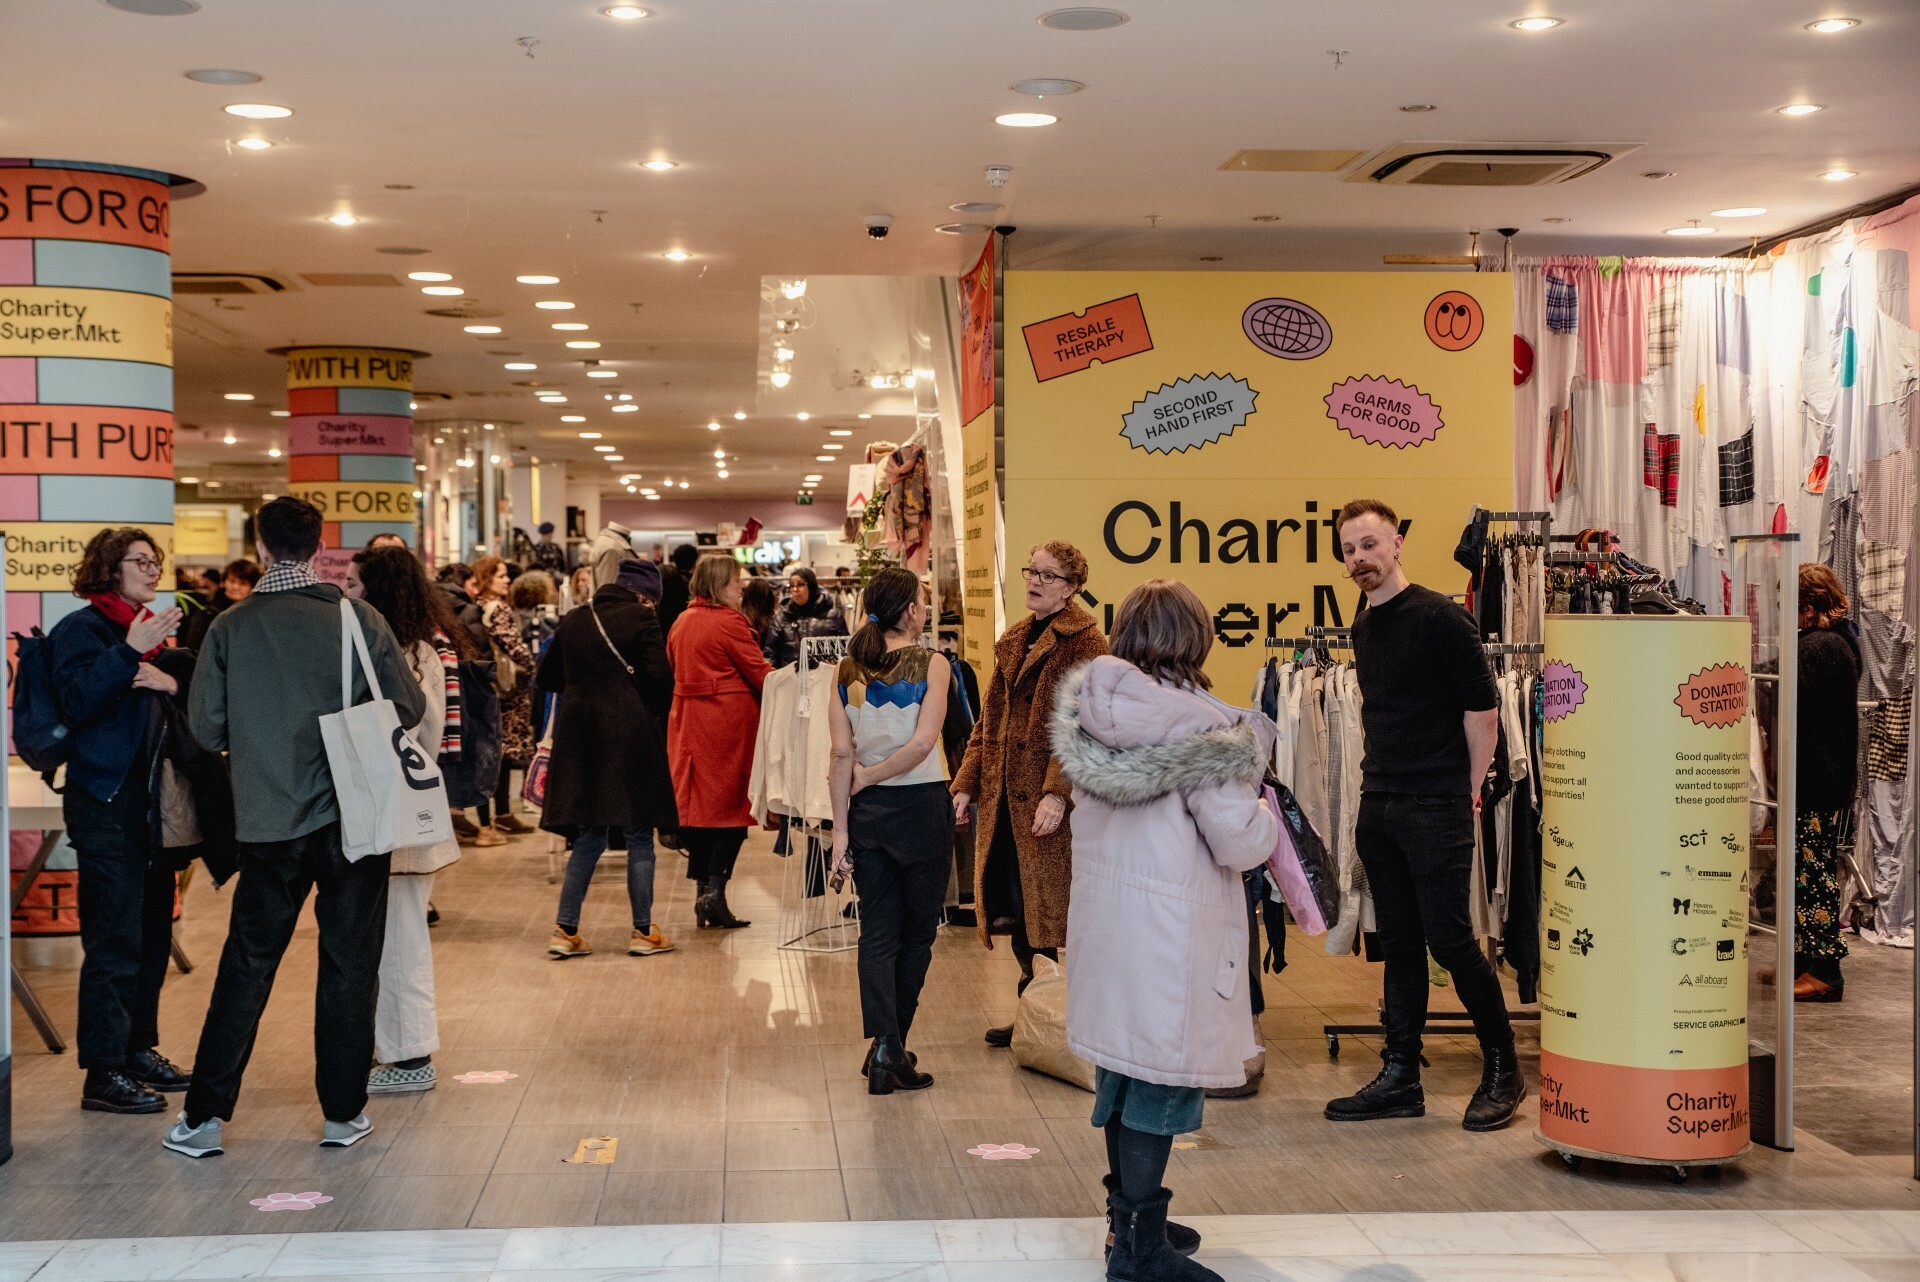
top-left (320, 1113), bottom-right (375, 1147)
top-left (162, 1112), bottom-right (223, 1159)
top-left (368, 1061), bottom-right (437, 1094)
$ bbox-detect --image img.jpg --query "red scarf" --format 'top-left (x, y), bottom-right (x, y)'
top-left (88, 593), bottom-right (161, 660)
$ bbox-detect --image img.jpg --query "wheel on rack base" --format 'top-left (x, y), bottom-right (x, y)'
top-left (1666, 1166), bottom-right (1690, 1185)
top-left (1325, 1033), bottom-right (1340, 1059)
top-left (1560, 1153), bottom-right (1582, 1173)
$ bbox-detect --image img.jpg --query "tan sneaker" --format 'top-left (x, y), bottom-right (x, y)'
top-left (473, 825), bottom-right (508, 848)
top-left (547, 929), bottom-right (592, 958)
top-left (628, 928), bottom-right (675, 956)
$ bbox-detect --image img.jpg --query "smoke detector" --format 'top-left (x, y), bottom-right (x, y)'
top-left (985, 165), bottom-right (1013, 188)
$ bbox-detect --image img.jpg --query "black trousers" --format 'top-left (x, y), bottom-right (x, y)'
top-left (682, 826), bottom-right (746, 883)
top-left (183, 824), bottom-right (390, 1125)
top-left (987, 803), bottom-right (1056, 993)
top-left (1355, 792), bottom-right (1513, 1062)
top-left (65, 775), bottom-right (174, 1070)
top-left (850, 783), bottom-right (950, 1039)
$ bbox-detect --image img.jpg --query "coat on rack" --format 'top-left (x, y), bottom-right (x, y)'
top-left (951, 601), bottom-right (1108, 951)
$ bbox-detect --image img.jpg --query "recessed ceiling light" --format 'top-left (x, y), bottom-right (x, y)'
top-left (464, 324), bottom-right (503, 334)
top-left (829, 429), bottom-right (853, 436)
top-left (1010, 78), bottom-right (1084, 96)
top-left (233, 137), bottom-right (272, 151)
top-left (1509, 15), bottom-right (1562, 29)
top-left (645, 493), bottom-right (660, 500)
top-left (823, 443), bottom-right (844, 451)
top-left (565, 340), bottom-right (602, 349)
top-left (579, 431), bottom-right (603, 439)
top-left (858, 413), bottom-right (873, 419)
top-left (618, 393), bottom-right (633, 401)
top-left (815, 455), bottom-right (835, 462)
top-left (717, 469), bottom-right (729, 479)
top-left (516, 274), bottom-right (560, 284)
top-left (224, 102), bottom-right (293, 119)
top-left (1820, 169), bottom-right (1857, 180)
top-left (641, 159), bottom-right (679, 173)
top-left (594, 445), bottom-right (616, 452)
top-left (535, 300), bottom-right (575, 309)
top-left (601, 4), bottom-right (650, 17)
top-left (1776, 103), bottom-right (1824, 116)
top-left (662, 249), bottom-right (692, 261)
top-left (551, 322), bottom-right (590, 331)
top-left (326, 212), bottom-right (359, 226)
top-left (408, 271), bottom-right (454, 281)
top-left (708, 421), bottom-right (721, 431)
top-left (734, 411), bottom-right (747, 420)
top-left (996, 112), bottom-right (1058, 127)
top-left (561, 415), bottom-right (587, 422)
top-left (713, 448), bottom-right (727, 458)
top-left (222, 433), bottom-right (237, 445)
top-left (796, 412), bottom-right (810, 421)
top-left (267, 447), bottom-right (282, 458)
top-left (269, 410), bottom-right (290, 417)
top-left (587, 369), bottom-right (618, 377)
top-left (504, 361), bottom-right (538, 370)
top-left (612, 404), bottom-right (639, 413)
top-left (937, 223), bottom-right (993, 235)
top-left (1641, 171), bottom-right (1676, 180)
top-left (420, 285), bottom-right (464, 295)
top-left (1806, 17), bottom-right (1859, 32)
top-left (1039, 7), bottom-right (1130, 31)
top-left (1711, 207), bottom-right (1768, 218)
top-left (950, 202), bottom-right (1004, 215)
top-left (769, 369), bottom-right (791, 388)
top-left (186, 68), bottom-right (260, 84)
top-left (1665, 224), bottom-right (1718, 236)
top-left (179, 476), bottom-right (199, 485)
top-left (1398, 104), bottom-right (1437, 113)
top-left (606, 455), bottom-right (625, 462)
top-left (223, 392), bottom-right (254, 401)
top-left (678, 481), bottom-right (688, 489)
top-left (804, 474), bottom-right (823, 482)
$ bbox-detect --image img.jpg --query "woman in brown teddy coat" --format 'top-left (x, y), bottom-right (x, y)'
top-left (952, 540), bottom-right (1108, 1046)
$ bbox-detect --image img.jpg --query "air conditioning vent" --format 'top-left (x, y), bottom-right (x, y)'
top-left (1348, 141), bottom-right (1642, 186)
top-left (172, 271), bottom-right (291, 295)
top-left (299, 272), bottom-right (403, 287)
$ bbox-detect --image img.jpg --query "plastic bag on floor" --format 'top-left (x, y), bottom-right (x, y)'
top-left (1011, 956), bottom-right (1096, 1092)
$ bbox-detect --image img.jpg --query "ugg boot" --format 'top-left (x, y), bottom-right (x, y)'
top-left (1106, 1188), bottom-right (1222, 1282)
top-left (1103, 1175), bottom-right (1200, 1260)
top-left (1323, 1053), bottom-right (1424, 1121)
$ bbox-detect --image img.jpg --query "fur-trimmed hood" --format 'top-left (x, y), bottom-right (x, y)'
top-left (1052, 656), bottom-right (1271, 807)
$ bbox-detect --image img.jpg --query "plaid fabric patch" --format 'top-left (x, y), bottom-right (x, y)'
top-left (255, 559), bottom-right (320, 594)
top-left (1546, 275), bottom-right (1578, 334)
top-left (1863, 449), bottom-right (1917, 550)
top-left (1859, 540), bottom-right (1907, 615)
top-left (1868, 688), bottom-right (1911, 782)
top-left (1643, 422), bottom-right (1680, 507)
top-left (1647, 285), bottom-right (1682, 371)
top-left (1830, 497), bottom-right (1860, 605)
top-left (1718, 427), bottom-right (1756, 507)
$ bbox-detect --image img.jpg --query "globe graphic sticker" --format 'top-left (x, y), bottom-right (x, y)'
top-left (1242, 298), bottom-right (1332, 360)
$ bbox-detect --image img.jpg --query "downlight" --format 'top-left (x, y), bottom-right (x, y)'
top-left (1038, 7), bottom-right (1129, 30)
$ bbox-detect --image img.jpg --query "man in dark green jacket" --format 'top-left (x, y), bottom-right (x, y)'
top-left (164, 498), bottom-right (426, 1160)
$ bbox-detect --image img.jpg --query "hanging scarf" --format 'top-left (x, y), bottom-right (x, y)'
top-left (434, 630), bottom-right (463, 757)
top-left (88, 593), bottom-right (161, 660)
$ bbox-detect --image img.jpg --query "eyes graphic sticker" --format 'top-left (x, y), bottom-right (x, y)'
top-left (1424, 290), bottom-right (1484, 351)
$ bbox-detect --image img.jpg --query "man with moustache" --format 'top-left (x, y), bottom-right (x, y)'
top-left (1322, 498), bottom-right (1524, 1132)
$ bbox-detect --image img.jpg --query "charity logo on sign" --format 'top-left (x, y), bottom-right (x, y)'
top-left (1120, 374), bottom-right (1258, 454)
top-left (1241, 297), bottom-right (1332, 360)
top-left (1676, 663), bottom-right (1748, 728)
top-left (1564, 865), bottom-right (1586, 889)
top-left (1570, 928), bottom-right (1593, 956)
top-left (1323, 375), bottom-right (1443, 449)
top-left (1673, 898), bottom-right (1692, 915)
top-left (1547, 928), bottom-right (1562, 951)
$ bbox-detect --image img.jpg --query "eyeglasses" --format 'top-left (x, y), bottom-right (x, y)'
top-left (1020, 566), bottom-right (1070, 586)
top-left (122, 556), bottom-right (164, 574)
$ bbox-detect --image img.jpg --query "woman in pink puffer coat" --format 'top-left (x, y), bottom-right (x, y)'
top-left (1051, 579), bottom-right (1277, 1282)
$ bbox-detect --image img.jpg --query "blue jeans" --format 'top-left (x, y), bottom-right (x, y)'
top-left (556, 826), bottom-right (655, 933)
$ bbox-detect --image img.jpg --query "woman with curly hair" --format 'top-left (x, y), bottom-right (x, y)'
top-left (1791, 563), bottom-right (1862, 1001)
top-left (468, 554), bottom-right (536, 844)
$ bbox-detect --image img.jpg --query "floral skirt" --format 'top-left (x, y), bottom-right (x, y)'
top-left (1795, 809), bottom-right (1850, 962)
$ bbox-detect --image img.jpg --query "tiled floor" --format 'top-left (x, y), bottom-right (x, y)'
top-left (6, 824), bottom-right (1919, 1243)
top-left (6, 1211), bottom-right (1920, 1281)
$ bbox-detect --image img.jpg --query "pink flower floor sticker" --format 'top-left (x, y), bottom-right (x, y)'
top-left (451, 1070), bottom-right (519, 1084)
top-left (1324, 375), bottom-right (1444, 449)
top-left (1541, 660), bottom-right (1587, 723)
top-left (967, 1142), bottom-right (1041, 1161)
top-left (250, 1192), bottom-right (333, 1212)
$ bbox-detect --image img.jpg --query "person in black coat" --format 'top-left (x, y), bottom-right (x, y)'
top-left (537, 559), bottom-right (678, 959)
top-left (764, 565), bottom-right (849, 669)
top-left (48, 529), bottom-right (210, 1114)
top-left (435, 562), bottom-right (491, 657)
top-left (181, 559), bottom-right (260, 654)
top-left (1792, 562), bottom-right (1863, 1001)
top-left (658, 543), bottom-right (697, 638)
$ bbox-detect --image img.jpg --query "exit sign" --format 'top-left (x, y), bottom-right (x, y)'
top-left (794, 491), bottom-right (814, 505)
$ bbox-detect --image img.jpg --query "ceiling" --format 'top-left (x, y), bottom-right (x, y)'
top-left (14, 0), bottom-right (1920, 507)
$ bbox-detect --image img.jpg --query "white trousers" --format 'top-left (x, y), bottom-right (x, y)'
top-left (375, 873), bottom-right (439, 1063)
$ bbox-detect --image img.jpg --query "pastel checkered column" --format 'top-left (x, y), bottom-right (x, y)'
top-left (0, 159), bottom-right (181, 637)
top-left (279, 344), bottom-right (424, 581)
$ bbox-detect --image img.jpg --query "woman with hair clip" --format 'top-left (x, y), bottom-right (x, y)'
top-left (1789, 562), bottom-right (1862, 1002)
top-left (828, 566), bottom-right (950, 1094)
top-left (346, 545), bottom-right (475, 1093)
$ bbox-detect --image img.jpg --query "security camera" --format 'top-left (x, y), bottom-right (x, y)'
top-left (864, 213), bottom-right (893, 240)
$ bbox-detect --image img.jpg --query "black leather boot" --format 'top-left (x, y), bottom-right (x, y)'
top-left (1463, 1043), bottom-right (1527, 1131)
top-left (1103, 1175), bottom-right (1200, 1260)
top-left (1106, 1188), bottom-right (1222, 1282)
top-left (703, 876), bottom-right (751, 929)
top-left (1323, 1053), bottom-right (1424, 1121)
top-left (983, 1024), bottom-right (1014, 1047)
top-left (81, 1067), bottom-right (165, 1114)
top-left (127, 1048), bottom-right (192, 1091)
top-left (866, 1035), bottom-right (933, 1095)
top-left (859, 1042), bottom-right (916, 1079)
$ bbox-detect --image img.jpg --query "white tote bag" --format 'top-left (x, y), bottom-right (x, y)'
top-left (320, 599), bottom-right (456, 861)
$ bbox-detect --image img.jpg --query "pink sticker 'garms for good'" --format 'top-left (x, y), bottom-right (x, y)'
top-left (1675, 663), bottom-right (1748, 728)
top-left (1324, 376), bottom-right (1444, 449)
top-left (1542, 660), bottom-right (1587, 722)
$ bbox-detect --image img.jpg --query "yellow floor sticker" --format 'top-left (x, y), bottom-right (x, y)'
top-left (563, 1136), bottom-right (619, 1165)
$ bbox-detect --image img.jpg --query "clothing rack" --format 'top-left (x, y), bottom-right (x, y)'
top-left (1486, 643), bottom-right (1545, 656)
top-left (777, 633), bottom-right (861, 954)
top-left (797, 634), bottom-right (852, 717)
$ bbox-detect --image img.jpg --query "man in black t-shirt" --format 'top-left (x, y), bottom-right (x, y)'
top-left (1322, 498), bottom-right (1525, 1132)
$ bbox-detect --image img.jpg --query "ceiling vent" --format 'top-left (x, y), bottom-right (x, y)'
top-left (298, 272), bottom-right (403, 287)
top-left (1347, 141), bottom-right (1642, 186)
top-left (171, 271), bottom-right (291, 295)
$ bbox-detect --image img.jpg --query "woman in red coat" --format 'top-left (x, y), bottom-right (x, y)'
top-left (667, 553), bottom-right (773, 928)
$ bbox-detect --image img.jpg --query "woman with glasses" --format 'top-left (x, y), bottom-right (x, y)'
top-left (48, 530), bottom-right (200, 1115)
top-left (951, 541), bottom-right (1107, 1044)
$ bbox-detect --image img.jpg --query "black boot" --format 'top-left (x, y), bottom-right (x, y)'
top-left (127, 1048), bottom-right (192, 1092)
top-left (866, 1035), bottom-right (933, 1095)
top-left (983, 1024), bottom-right (1014, 1047)
top-left (703, 876), bottom-right (751, 929)
top-left (1106, 1188), bottom-right (1222, 1282)
top-left (1103, 1175), bottom-right (1200, 1260)
top-left (1463, 1043), bottom-right (1526, 1132)
top-left (81, 1067), bottom-right (165, 1114)
top-left (859, 1042), bottom-right (917, 1079)
top-left (1323, 1053), bottom-right (1424, 1121)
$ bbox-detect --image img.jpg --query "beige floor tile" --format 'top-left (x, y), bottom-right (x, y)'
top-left (723, 1120), bottom-right (840, 1171)
top-left (333, 1175), bottom-right (489, 1231)
top-left (375, 1125), bottom-right (510, 1178)
top-left (843, 1163), bottom-right (973, 1221)
top-left (598, 1170), bottom-right (727, 1225)
top-left (469, 1170), bottom-right (608, 1227)
top-left (723, 1170), bottom-right (850, 1222)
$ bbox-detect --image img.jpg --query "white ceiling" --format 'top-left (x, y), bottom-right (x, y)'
top-left (14, 0), bottom-right (1920, 505)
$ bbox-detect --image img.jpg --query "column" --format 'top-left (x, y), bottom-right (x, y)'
top-left (277, 344), bottom-right (424, 581)
top-left (0, 159), bottom-right (182, 638)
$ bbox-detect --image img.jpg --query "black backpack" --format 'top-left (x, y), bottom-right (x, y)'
top-left (10, 628), bottom-right (70, 780)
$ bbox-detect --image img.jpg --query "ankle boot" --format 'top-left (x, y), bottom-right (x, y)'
top-left (81, 1067), bottom-right (165, 1114)
top-left (1463, 1043), bottom-right (1527, 1132)
top-left (859, 1042), bottom-right (917, 1079)
top-left (1324, 1053), bottom-right (1424, 1121)
top-left (866, 1035), bottom-right (933, 1095)
top-left (703, 877), bottom-right (751, 929)
top-left (693, 884), bottom-right (718, 928)
top-left (1103, 1175), bottom-right (1200, 1260)
top-left (1106, 1188), bottom-right (1223, 1282)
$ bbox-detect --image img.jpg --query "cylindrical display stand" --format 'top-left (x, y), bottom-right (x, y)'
top-left (277, 344), bottom-right (424, 582)
top-left (1536, 614), bottom-right (1753, 1172)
